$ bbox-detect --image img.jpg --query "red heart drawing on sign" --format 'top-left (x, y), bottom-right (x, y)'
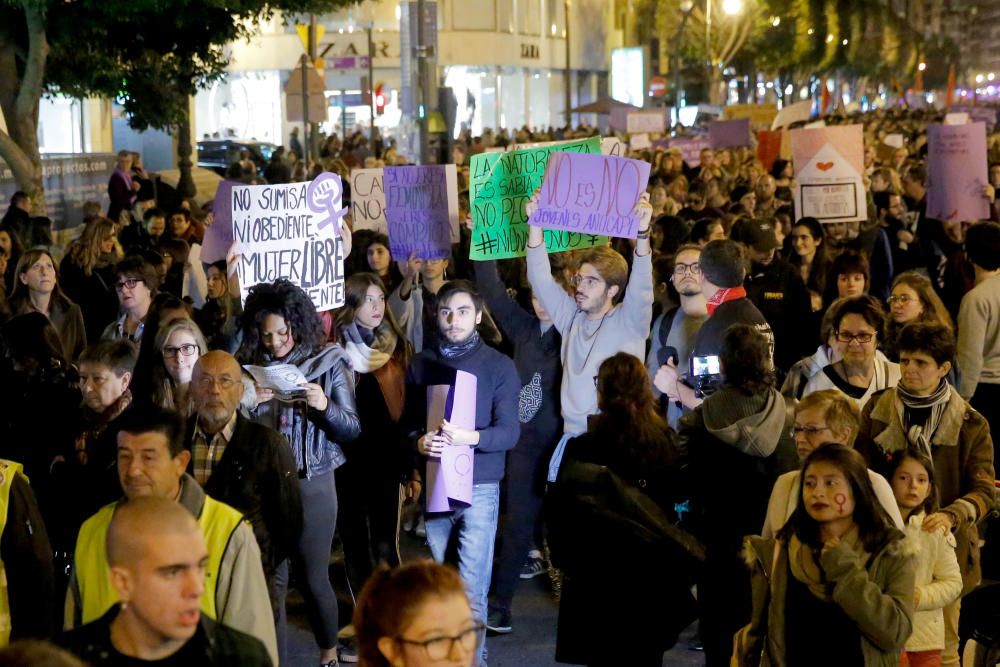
top-left (816, 162), bottom-right (834, 171)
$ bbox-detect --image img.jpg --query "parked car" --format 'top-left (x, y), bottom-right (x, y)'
top-left (196, 139), bottom-right (277, 176)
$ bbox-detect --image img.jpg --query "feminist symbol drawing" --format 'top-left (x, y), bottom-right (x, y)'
top-left (834, 493), bottom-right (847, 515)
top-left (306, 172), bottom-right (349, 235)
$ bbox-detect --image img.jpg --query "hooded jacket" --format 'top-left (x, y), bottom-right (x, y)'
top-left (248, 344), bottom-right (361, 479)
top-left (678, 386), bottom-right (798, 553)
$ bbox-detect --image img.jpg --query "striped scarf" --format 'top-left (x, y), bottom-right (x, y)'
top-left (896, 380), bottom-right (951, 458)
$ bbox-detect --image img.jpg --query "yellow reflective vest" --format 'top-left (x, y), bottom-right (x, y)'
top-left (0, 460), bottom-right (25, 647)
top-left (74, 494), bottom-right (244, 625)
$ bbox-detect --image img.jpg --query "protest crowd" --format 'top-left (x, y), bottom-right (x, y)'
top-left (0, 102), bottom-right (999, 667)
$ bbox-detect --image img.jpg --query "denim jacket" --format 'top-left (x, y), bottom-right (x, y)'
top-left (249, 344), bottom-right (361, 479)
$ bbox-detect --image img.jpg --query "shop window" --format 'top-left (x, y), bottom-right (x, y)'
top-left (545, 0), bottom-right (565, 38)
top-left (498, 0), bottom-right (514, 32)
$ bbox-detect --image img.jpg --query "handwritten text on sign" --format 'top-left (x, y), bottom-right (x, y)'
top-left (384, 165), bottom-right (458, 260)
top-left (529, 153), bottom-right (651, 239)
top-left (470, 136), bottom-right (607, 260)
top-left (350, 168), bottom-right (386, 234)
top-left (232, 176), bottom-right (346, 311)
top-left (927, 122), bottom-right (990, 223)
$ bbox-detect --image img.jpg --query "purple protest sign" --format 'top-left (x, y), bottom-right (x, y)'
top-left (527, 152), bottom-right (651, 239)
top-left (669, 137), bottom-right (712, 167)
top-left (384, 165), bottom-right (458, 260)
top-left (425, 370), bottom-right (477, 513)
top-left (201, 178), bottom-right (238, 264)
top-left (305, 172), bottom-right (348, 235)
top-left (709, 118), bottom-right (752, 148)
top-left (927, 122), bottom-right (990, 223)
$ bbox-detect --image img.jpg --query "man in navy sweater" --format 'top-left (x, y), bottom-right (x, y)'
top-left (405, 279), bottom-right (520, 667)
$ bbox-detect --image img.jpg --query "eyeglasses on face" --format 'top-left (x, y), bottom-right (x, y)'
top-left (195, 376), bottom-right (239, 390)
top-left (887, 294), bottom-right (915, 305)
top-left (115, 278), bottom-right (143, 292)
top-left (791, 424), bottom-right (831, 437)
top-left (836, 331), bottom-right (875, 344)
top-left (674, 262), bottom-right (701, 276)
top-left (163, 343), bottom-right (199, 358)
top-left (396, 623), bottom-right (485, 661)
top-left (571, 275), bottom-right (603, 289)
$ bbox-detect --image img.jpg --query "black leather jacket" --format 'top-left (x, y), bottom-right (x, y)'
top-left (247, 344), bottom-right (361, 479)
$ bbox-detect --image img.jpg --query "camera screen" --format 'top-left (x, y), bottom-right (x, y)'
top-left (691, 355), bottom-right (721, 377)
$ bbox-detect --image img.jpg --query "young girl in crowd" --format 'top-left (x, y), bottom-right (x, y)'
top-left (888, 450), bottom-right (962, 667)
top-left (882, 272), bottom-right (954, 362)
top-left (354, 560), bottom-right (482, 667)
top-left (147, 318), bottom-right (207, 418)
top-left (738, 444), bottom-right (915, 667)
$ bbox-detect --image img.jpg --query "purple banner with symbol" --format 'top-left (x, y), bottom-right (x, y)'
top-left (528, 152), bottom-right (651, 239)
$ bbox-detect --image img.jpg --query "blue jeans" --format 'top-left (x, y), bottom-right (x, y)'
top-left (425, 482), bottom-right (500, 667)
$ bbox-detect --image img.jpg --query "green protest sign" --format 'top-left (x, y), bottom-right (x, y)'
top-left (469, 136), bottom-right (608, 260)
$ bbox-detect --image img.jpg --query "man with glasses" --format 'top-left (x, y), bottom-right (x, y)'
top-left (185, 351), bottom-right (302, 664)
top-left (761, 388), bottom-right (903, 538)
top-left (646, 244), bottom-right (707, 428)
top-left (102, 256), bottom-right (159, 343)
top-left (67, 405), bottom-right (278, 665)
top-left (525, 193), bottom-right (654, 441)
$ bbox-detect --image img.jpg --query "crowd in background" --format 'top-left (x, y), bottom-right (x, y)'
top-left (0, 104), bottom-right (996, 667)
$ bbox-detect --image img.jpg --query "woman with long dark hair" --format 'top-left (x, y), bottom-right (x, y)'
top-left (550, 352), bottom-right (691, 666)
top-left (332, 273), bottom-right (415, 603)
top-left (238, 279), bottom-right (360, 667)
top-left (785, 217), bottom-right (830, 314)
top-left (362, 234), bottom-right (403, 295)
top-left (61, 217), bottom-right (121, 343)
top-left (737, 444), bottom-right (914, 667)
top-left (9, 248), bottom-right (87, 361)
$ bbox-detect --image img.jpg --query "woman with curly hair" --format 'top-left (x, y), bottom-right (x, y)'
top-left (882, 271), bottom-right (954, 362)
top-left (238, 278), bottom-right (361, 667)
top-left (9, 248), bottom-right (87, 361)
top-left (332, 273), bottom-right (415, 604)
top-left (60, 217), bottom-right (121, 343)
top-left (354, 560), bottom-right (481, 667)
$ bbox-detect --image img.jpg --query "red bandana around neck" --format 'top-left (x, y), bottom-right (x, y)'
top-left (706, 286), bottom-right (747, 316)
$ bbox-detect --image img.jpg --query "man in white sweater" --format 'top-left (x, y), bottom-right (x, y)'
top-left (956, 222), bottom-right (1000, 448)
top-left (525, 193), bottom-right (654, 479)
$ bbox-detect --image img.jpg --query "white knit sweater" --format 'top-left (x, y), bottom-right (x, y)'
top-left (902, 511), bottom-right (963, 652)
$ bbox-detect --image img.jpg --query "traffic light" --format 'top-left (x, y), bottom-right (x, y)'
top-left (375, 83), bottom-right (386, 115)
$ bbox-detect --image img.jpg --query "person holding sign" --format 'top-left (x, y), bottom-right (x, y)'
top-left (525, 190), bottom-right (654, 445)
top-left (405, 280), bottom-right (520, 667)
top-left (237, 279), bottom-right (361, 667)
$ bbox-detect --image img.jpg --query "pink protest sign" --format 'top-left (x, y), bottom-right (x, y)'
top-left (528, 152), bottom-right (651, 239)
top-left (927, 122), bottom-right (990, 223)
top-left (425, 370), bottom-right (477, 513)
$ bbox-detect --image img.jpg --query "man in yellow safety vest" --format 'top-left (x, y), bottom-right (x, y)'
top-left (64, 406), bottom-right (277, 665)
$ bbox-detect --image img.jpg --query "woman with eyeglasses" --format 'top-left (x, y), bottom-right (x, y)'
top-left (8, 248), bottom-right (87, 362)
top-left (101, 256), bottom-right (160, 343)
top-left (354, 560), bottom-right (482, 667)
top-left (761, 389), bottom-right (903, 539)
top-left (855, 322), bottom-right (996, 666)
top-left (238, 278), bottom-right (360, 667)
top-left (802, 296), bottom-right (900, 409)
top-left (882, 272), bottom-right (954, 362)
top-left (147, 318), bottom-right (207, 417)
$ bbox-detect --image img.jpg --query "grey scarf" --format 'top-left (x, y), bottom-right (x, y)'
top-left (896, 380), bottom-right (952, 458)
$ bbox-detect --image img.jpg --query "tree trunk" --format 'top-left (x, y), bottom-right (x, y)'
top-left (0, 1), bottom-right (49, 214)
top-left (176, 110), bottom-right (196, 199)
